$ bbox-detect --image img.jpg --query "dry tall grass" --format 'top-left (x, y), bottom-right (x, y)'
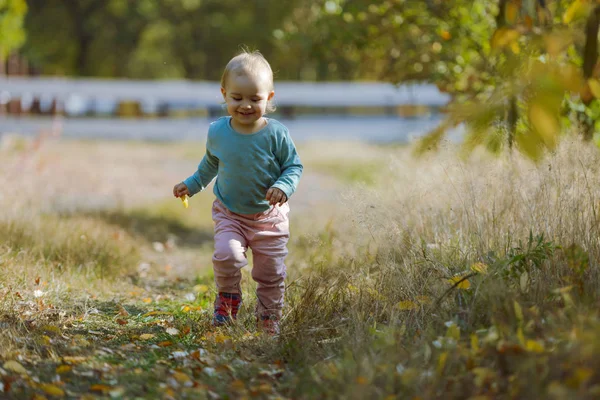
top-left (267, 138), bottom-right (600, 399)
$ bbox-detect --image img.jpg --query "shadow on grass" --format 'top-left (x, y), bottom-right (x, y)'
top-left (71, 209), bottom-right (214, 248)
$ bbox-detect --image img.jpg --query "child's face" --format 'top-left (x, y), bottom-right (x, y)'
top-left (221, 72), bottom-right (274, 127)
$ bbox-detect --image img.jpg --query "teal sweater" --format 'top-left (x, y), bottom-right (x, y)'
top-left (183, 117), bottom-right (303, 214)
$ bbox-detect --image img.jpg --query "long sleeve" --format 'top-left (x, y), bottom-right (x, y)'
top-left (272, 132), bottom-right (303, 199)
top-left (183, 143), bottom-right (219, 196)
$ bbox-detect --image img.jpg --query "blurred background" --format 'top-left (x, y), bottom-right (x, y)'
top-left (1, 0), bottom-right (599, 152)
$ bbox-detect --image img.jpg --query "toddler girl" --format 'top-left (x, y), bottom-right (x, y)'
top-left (173, 50), bottom-right (303, 334)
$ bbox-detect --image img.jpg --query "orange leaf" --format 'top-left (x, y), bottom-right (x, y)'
top-left (90, 384), bottom-right (112, 393)
top-left (116, 319), bottom-right (128, 325)
top-left (56, 365), bottom-right (72, 374)
top-left (158, 341), bottom-right (173, 347)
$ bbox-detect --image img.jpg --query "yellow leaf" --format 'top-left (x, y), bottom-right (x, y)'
top-left (506, 2), bottom-right (519, 24)
top-left (514, 301), bottom-right (523, 322)
top-left (440, 30), bottom-right (451, 40)
top-left (142, 298), bottom-right (152, 304)
top-left (470, 263), bottom-right (488, 274)
top-left (62, 356), bottom-right (87, 364)
top-left (193, 284), bottom-right (209, 293)
top-left (526, 339), bottom-right (545, 353)
top-left (215, 333), bottom-right (230, 344)
top-left (568, 367), bottom-right (594, 388)
top-left (3, 360), bottom-right (28, 375)
top-left (139, 333), bottom-right (155, 340)
top-left (56, 365), bottom-right (72, 374)
top-left (529, 103), bottom-right (559, 148)
top-left (40, 384), bottom-right (65, 397)
top-left (491, 28), bottom-right (520, 50)
top-left (470, 334), bottom-right (480, 352)
top-left (563, 0), bottom-right (591, 24)
top-left (172, 371), bottom-right (191, 383)
top-left (181, 194), bottom-right (189, 209)
top-left (437, 352), bottom-right (448, 374)
top-left (90, 384), bottom-right (112, 393)
top-left (448, 276), bottom-right (471, 289)
top-left (397, 300), bottom-right (419, 311)
top-left (510, 41), bottom-right (520, 54)
top-left (588, 79), bottom-right (600, 98)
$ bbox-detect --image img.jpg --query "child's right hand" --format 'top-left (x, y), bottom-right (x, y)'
top-left (173, 182), bottom-right (190, 198)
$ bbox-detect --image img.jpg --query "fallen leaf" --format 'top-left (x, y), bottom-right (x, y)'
top-left (356, 376), bottom-right (368, 385)
top-left (116, 319), bottom-right (128, 325)
top-left (40, 383), bottom-right (65, 397)
top-left (193, 284), bottom-right (209, 294)
top-left (56, 365), bottom-right (72, 374)
top-left (139, 334), bottom-right (155, 340)
top-left (90, 384), bottom-right (112, 393)
top-left (62, 356), bottom-right (87, 364)
top-left (158, 341), bottom-right (173, 347)
top-left (166, 327), bottom-right (180, 336)
top-left (172, 371), bottom-right (191, 384)
top-left (3, 361), bottom-right (28, 375)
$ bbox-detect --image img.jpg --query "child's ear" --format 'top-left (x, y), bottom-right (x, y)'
top-left (267, 91), bottom-right (275, 101)
top-left (221, 87), bottom-right (227, 100)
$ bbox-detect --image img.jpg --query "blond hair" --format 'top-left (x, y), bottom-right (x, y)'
top-left (221, 50), bottom-right (276, 113)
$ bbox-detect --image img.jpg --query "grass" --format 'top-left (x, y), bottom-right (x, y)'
top-left (1, 135), bottom-right (600, 398)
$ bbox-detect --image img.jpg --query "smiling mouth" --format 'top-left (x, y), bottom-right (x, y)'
top-left (237, 112), bottom-right (255, 116)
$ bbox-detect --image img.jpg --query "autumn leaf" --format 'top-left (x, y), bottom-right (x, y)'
top-left (491, 28), bottom-right (520, 50)
top-left (166, 327), bottom-right (180, 336)
top-left (470, 262), bottom-right (488, 274)
top-left (563, 0), bottom-right (591, 24)
top-left (447, 276), bottom-right (471, 289)
top-left (90, 384), bottom-right (112, 393)
top-left (588, 79), bottom-right (600, 98)
top-left (116, 318), bottom-right (128, 325)
top-left (181, 194), bottom-right (189, 208)
top-left (193, 284), bottom-right (209, 293)
top-left (397, 300), bottom-right (419, 310)
top-left (158, 341), bottom-right (173, 347)
top-left (40, 384), bottom-right (65, 397)
top-left (356, 376), bottom-right (368, 385)
top-left (3, 360), bottom-right (28, 375)
top-left (526, 339), bottom-right (545, 353)
top-left (56, 365), bottom-right (72, 374)
top-left (139, 333), bottom-right (155, 340)
top-left (529, 102), bottom-right (559, 148)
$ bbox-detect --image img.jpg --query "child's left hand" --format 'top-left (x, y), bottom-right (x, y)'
top-left (266, 187), bottom-right (287, 206)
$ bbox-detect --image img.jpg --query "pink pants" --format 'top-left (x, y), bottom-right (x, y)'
top-left (211, 199), bottom-right (290, 318)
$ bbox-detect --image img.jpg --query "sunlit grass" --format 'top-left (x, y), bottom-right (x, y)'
top-left (2, 135), bottom-right (600, 398)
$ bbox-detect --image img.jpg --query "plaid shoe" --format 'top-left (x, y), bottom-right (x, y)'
top-left (213, 292), bottom-right (242, 326)
top-left (259, 315), bottom-right (280, 336)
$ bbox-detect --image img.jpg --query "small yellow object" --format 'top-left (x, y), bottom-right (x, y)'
top-left (181, 194), bottom-right (189, 208)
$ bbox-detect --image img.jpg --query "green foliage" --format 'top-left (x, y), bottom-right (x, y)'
top-left (0, 0), bottom-right (27, 57)
top-left (496, 232), bottom-right (557, 281)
